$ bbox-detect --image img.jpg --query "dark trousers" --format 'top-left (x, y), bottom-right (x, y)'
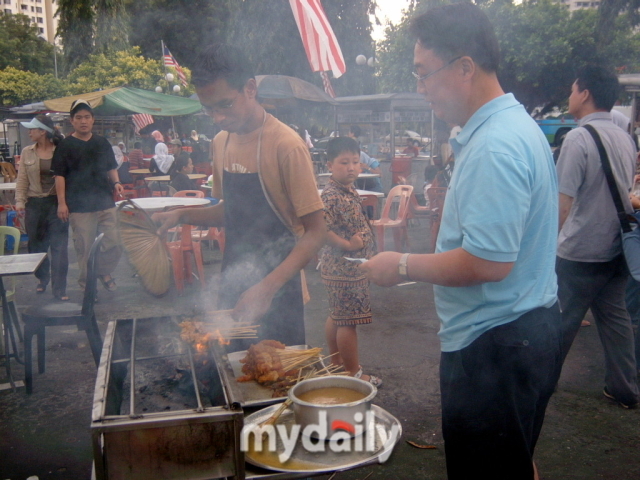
top-left (624, 277), bottom-right (640, 371)
top-left (25, 196), bottom-right (69, 297)
top-left (440, 303), bottom-right (562, 480)
top-left (557, 255), bottom-right (639, 405)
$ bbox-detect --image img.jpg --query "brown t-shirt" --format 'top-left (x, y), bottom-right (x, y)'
top-left (211, 113), bottom-right (323, 237)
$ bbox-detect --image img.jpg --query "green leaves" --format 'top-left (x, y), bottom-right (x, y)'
top-left (0, 67), bottom-right (65, 106)
top-left (0, 14), bottom-right (55, 74)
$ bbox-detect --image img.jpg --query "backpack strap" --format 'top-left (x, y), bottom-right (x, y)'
top-left (583, 124), bottom-right (632, 233)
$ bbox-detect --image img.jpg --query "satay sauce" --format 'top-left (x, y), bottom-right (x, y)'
top-left (297, 387), bottom-right (367, 405)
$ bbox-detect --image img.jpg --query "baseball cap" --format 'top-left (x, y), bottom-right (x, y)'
top-left (70, 99), bottom-right (93, 116)
top-left (169, 139), bottom-right (182, 146)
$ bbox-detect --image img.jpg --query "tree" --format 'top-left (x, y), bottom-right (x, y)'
top-left (56, 0), bottom-right (94, 71)
top-left (0, 13), bottom-right (55, 74)
top-left (0, 67), bottom-right (67, 106)
top-left (94, 0), bottom-right (130, 55)
top-left (125, 0), bottom-right (232, 64)
top-left (65, 47), bottom-right (173, 95)
top-left (227, 0), bottom-right (376, 97)
top-left (375, 0), bottom-right (640, 113)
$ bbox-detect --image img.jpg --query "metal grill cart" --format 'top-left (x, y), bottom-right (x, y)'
top-left (92, 317), bottom-right (401, 480)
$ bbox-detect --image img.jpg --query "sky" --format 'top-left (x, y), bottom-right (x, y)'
top-left (372, 0), bottom-right (411, 41)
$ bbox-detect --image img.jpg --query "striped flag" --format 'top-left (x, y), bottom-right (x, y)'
top-left (132, 114), bottom-right (154, 134)
top-left (320, 71), bottom-right (336, 98)
top-left (289, 0), bottom-right (346, 78)
top-left (162, 42), bottom-right (188, 87)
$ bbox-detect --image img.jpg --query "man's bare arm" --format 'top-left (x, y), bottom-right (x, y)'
top-left (153, 202), bottom-right (225, 235)
top-left (55, 176), bottom-right (69, 222)
top-left (360, 248), bottom-right (514, 287)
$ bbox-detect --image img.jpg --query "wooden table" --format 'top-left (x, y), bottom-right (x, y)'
top-left (116, 197), bottom-right (211, 213)
top-left (316, 173), bottom-right (381, 179)
top-left (145, 174), bottom-right (207, 183)
top-left (129, 169), bottom-right (151, 175)
top-left (0, 253), bottom-right (46, 390)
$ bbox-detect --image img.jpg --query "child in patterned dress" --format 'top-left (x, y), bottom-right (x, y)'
top-left (320, 137), bottom-right (382, 386)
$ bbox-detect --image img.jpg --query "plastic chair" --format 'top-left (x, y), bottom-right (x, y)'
top-left (426, 187), bottom-right (447, 252)
top-left (22, 234), bottom-right (104, 394)
top-left (372, 184), bottom-right (414, 252)
top-left (166, 224), bottom-right (206, 294)
top-left (360, 194), bottom-right (379, 220)
top-left (193, 227), bottom-right (225, 253)
top-left (0, 162), bottom-right (17, 183)
top-left (173, 190), bottom-right (204, 198)
top-left (0, 227), bottom-right (23, 346)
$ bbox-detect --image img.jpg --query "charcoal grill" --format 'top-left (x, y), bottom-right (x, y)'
top-left (92, 316), bottom-right (401, 480)
top-left (91, 316), bottom-right (245, 480)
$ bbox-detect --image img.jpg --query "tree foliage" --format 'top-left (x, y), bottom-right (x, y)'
top-left (56, 0), bottom-right (94, 71)
top-left (0, 67), bottom-right (66, 106)
top-left (227, 0), bottom-right (375, 97)
top-left (124, 0), bottom-right (232, 64)
top-left (0, 13), bottom-right (55, 74)
top-left (376, 0), bottom-right (640, 112)
top-left (94, 0), bottom-right (130, 55)
top-left (65, 47), bottom-right (172, 95)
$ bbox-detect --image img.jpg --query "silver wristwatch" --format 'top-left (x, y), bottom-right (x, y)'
top-left (398, 253), bottom-right (410, 280)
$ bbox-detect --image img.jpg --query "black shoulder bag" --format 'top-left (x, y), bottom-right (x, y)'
top-left (583, 123), bottom-right (640, 280)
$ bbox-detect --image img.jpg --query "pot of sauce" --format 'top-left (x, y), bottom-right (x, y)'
top-left (289, 376), bottom-right (377, 438)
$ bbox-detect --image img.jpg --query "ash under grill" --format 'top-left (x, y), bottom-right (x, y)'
top-left (92, 316), bottom-right (245, 480)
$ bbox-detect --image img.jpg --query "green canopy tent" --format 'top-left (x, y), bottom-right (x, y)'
top-left (12, 87), bottom-right (202, 116)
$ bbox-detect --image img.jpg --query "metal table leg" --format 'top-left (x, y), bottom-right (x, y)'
top-left (0, 276), bottom-right (17, 390)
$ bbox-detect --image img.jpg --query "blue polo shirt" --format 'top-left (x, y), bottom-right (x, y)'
top-left (434, 93), bottom-right (558, 352)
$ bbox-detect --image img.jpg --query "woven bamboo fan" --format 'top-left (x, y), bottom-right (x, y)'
top-left (116, 200), bottom-right (171, 296)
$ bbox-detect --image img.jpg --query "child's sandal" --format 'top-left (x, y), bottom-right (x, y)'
top-left (354, 367), bottom-right (383, 387)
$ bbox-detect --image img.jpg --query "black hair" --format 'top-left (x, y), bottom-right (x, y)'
top-left (191, 44), bottom-right (255, 91)
top-left (349, 125), bottom-right (362, 138)
top-left (169, 152), bottom-right (192, 177)
top-left (327, 137), bottom-right (360, 162)
top-left (35, 115), bottom-right (64, 146)
top-left (575, 65), bottom-right (620, 111)
top-left (134, 141), bottom-right (141, 149)
top-left (424, 165), bottom-right (439, 183)
top-left (410, 2), bottom-right (500, 73)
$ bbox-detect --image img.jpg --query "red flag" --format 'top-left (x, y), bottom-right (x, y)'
top-left (289, 0), bottom-right (346, 78)
top-left (162, 43), bottom-right (188, 87)
top-left (132, 114), bottom-right (154, 134)
top-left (320, 71), bottom-right (336, 98)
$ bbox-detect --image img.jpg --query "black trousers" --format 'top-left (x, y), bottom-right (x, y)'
top-left (440, 303), bottom-right (562, 480)
top-left (25, 196), bottom-right (69, 297)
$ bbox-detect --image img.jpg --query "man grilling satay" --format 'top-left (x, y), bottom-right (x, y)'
top-left (153, 44), bottom-right (325, 348)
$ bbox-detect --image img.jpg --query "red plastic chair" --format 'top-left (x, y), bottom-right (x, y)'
top-left (166, 224), bottom-right (206, 294)
top-left (360, 194), bottom-right (379, 220)
top-left (173, 190), bottom-right (204, 198)
top-left (193, 227), bottom-right (225, 253)
top-left (372, 184), bottom-right (414, 252)
top-left (426, 187), bottom-right (447, 252)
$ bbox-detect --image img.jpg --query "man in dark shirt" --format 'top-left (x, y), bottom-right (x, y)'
top-left (52, 99), bottom-right (124, 290)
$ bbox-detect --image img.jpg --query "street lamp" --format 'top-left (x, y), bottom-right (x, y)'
top-left (355, 54), bottom-right (376, 94)
top-left (156, 72), bottom-right (181, 94)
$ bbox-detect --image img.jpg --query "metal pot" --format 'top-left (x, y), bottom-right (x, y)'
top-left (289, 376), bottom-right (377, 439)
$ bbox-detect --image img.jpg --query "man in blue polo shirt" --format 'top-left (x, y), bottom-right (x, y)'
top-left (360, 3), bottom-right (561, 479)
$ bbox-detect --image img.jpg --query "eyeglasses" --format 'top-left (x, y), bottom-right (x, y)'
top-left (201, 94), bottom-right (239, 115)
top-left (412, 56), bottom-right (462, 84)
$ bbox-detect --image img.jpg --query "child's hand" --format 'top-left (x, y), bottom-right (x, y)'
top-left (347, 233), bottom-right (365, 251)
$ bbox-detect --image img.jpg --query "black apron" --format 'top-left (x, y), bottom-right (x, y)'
top-left (218, 131), bottom-right (305, 351)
